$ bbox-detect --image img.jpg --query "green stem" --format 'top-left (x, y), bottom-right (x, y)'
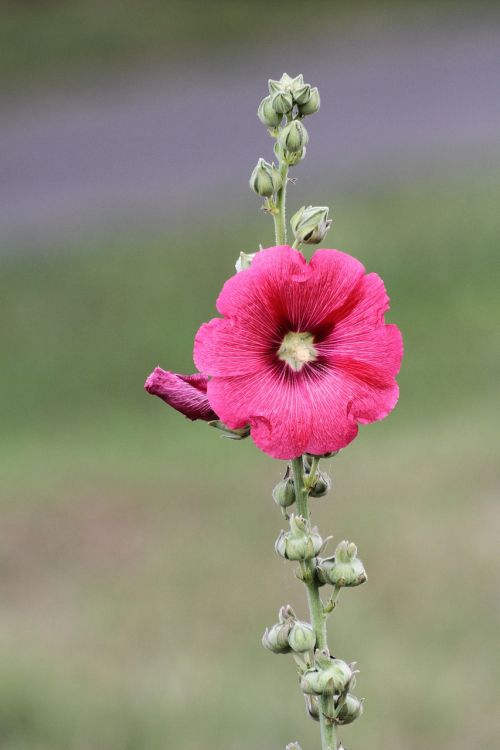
top-left (291, 456), bottom-right (338, 750)
top-left (274, 148), bottom-right (289, 245)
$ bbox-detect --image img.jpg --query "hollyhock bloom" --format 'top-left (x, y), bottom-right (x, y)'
top-left (144, 367), bottom-right (217, 421)
top-left (194, 245), bottom-right (403, 460)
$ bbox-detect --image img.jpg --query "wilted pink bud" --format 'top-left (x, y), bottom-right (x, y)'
top-left (144, 367), bottom-right (217, 421)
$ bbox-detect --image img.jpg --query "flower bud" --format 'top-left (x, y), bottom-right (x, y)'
top-left (235, 251), bottom-right (257, 273)
top-left (308, 470), bottom-right (332, 498)
top-left (290, 205), bottom-right (332, 245)
top-left (293, 83), bottom-right (311, 106)
top-left (288, 620), bottom-right (316, 653)
top-left (286, 147), bottom-right (306, 166)
top-left (335, 693), bottom-right (364, 725)
top-left (286, 743), bottom-right (302, 750)
top-left (316, 541), bottom-right (367, 587)
top-left (208, 420), bottom-right (251, 440)
top-left (262, 622), bottom-right (293, 654)
top-left (279, 121), bottom-right (309, 153)
top-left (269, 73), bottom-right (304, 95)
top-left (300, 653), bottom-right (353, 696)
top-left (257, 95), bottom-right (282, 128)
top-left (249, 158), bottom-right (283, 197)
top-left (275, 514), bottom-right (324, 561)
top-left (272, 473), bottom-right (295, 509)
top-left (304, 694), bottom-right (320, 722)
top-left (271, 91), bottom-right (293, 115)
top-left (299, 86), bottom-right (320, 115)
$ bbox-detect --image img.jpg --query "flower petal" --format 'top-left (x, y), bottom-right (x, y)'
top-left (207, 368), bottom-right (313, 460)
top-left (144, 367), bottom-right (217, 421)
top-left (194, 318), bottom-right (272, 377)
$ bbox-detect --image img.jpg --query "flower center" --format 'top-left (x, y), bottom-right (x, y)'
top-left (277, 331), bottom-right (318, 372)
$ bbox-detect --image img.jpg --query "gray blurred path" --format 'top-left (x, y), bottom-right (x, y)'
top-left (1, 15), bottom-right (500, 248)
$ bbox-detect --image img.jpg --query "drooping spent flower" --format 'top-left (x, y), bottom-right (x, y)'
top-left (144, 368), bottom-right (217, 421)
top-left (194, 245), bottom-right (403, 460)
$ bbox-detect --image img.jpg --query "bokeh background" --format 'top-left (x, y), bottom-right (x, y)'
top-left (1, 1), bottom-right (499, 748)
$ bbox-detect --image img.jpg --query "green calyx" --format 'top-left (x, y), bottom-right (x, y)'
top-left (291, 205), bottom-right (333, 246)
top-left (279, 120), bottom-right (309, 154)
top-left (298, 86), bottom-right (320, 115)
top-left (208, 420), bottom-right (250, 440)
top-left (335, 694), bottom-right (364, 725)
top-left (249, 158), bottom-right (283, 197)
top-left (235, 250), bottom-right (257, 273)
top-left (257, 95), bottom-right (282, 127)
top-left (272, 472), bottom-right (296, 509)
top-left (275, 514), bottom-right (324, 561)
top-left (262, 605), bottom-right (315, 655)
top-left (288, 620), bottom-right (316, 653)
top-left (266, 74), bottom-right (318, 115)
top-left (300, 650), bottom-right (353, 695)
top-left (317, 541), bottom-right (367, 587)
top-left (308, 469), bottom-right (331, 498)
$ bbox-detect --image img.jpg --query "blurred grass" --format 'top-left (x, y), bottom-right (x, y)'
top-left (1, 173), bottom-right (499, 749)
top-left (0, 0), bottom-right (490, 89)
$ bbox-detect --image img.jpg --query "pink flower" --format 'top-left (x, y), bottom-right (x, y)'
top-left (144, 367), bottom-right (218, 421)
top-left (194, 245), bottom-right (403, 460)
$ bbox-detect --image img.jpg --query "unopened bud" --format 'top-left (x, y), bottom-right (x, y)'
top-left (257, 96), bottom-right (282, 128)
top-left (271, 90), bottom-right (293, 115)
top-left (293, 83), bottom-right (311, 106)
top-left (279, 120), bottom-right (309, 153)
top-left (335, 694), bottom-right (364, 725)
top-left (208, 420), bottom-right (250, 440)
top-left (290, 205), bottom-right (332, 245)
top-left (273, 474), bottom-right (296, 509)
top-left (317, 541), bottom-right (367, 587)
top-left (288, 620), bottom-right (316, 653)
top-left (269, 73), bottom-right (304, 95)
top-left (235, 251), bottom-right (257, 273)
top-left (275, 514), bottom-right (324, 561)
top-left (300, 655), bottom-right (353, 696)
top-left (299, 86), bottom-right (320, 115)
top-left (262, 622), bottom-right (293, 654)
top-left (249, 158), bottom-right (283, 197)
top-left (308, 470), bottom-right (332, 498)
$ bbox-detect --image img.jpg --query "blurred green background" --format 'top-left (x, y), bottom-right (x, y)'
top-left (1, 2), bottom-right (499, 749)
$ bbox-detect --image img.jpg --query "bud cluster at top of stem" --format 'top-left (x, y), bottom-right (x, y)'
top-left (258, 73), bottom-right (321, 130)
top-left (250, 74), bottom-right (324, 244)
